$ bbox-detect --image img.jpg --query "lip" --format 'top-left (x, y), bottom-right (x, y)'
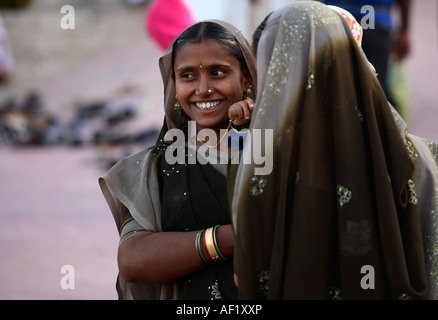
top-left (192, 100), bottom-right (222, 112)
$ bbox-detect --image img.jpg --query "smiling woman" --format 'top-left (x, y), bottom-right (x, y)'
top-left (99, 20), bottom-right (257, 300)
top-left (173, 39), bottom-right (250, 147)
top-left (174, 38), bottom-right (249, 130)
top-left (171, 23), bottom-right (254, 153)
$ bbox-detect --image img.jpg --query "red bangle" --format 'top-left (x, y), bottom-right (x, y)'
top-left (203, 229), bottom-right (212, 262)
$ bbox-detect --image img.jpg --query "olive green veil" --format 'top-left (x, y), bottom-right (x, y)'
top-left (231, 1), bottom-right (438, 299)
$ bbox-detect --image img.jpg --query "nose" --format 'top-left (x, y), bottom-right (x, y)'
top-left (196, 75), bottom-right (211, 97)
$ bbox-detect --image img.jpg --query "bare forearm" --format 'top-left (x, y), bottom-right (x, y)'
top-left (118, 225), bottom-right (234, 283)
top-left (118, 230), bottom-right (201, 283)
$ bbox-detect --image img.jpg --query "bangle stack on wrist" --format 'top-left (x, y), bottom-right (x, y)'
top-left (195, 225), bottom-right (229, 265)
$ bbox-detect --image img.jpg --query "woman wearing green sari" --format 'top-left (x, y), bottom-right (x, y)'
top-left (231, 1), bottom-right (438, 300)
top-left (99, 20), bottom-right (256, 300)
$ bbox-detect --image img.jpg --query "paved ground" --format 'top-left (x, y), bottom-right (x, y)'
top-left (0, 0), bottom-right (158, 300)
top-left (0, 0), bottom-right (437, 300)
top-left (0, 146), bottom-right (120, 299)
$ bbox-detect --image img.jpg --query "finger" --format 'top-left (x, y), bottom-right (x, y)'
top-left (243, 104), bottom-right (251, 120)
top-left (229, 107), bottom-right (237, 119)
top-left (234, 274), bottom-right (239, 287)
top-left (235, 104), bottom-right (244, 120)
top-left (245, 97), bottom-right (255, 110)
top-left (229, 108), bottom-right (240, 124)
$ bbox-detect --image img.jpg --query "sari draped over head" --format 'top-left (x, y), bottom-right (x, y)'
top-left (99, 19), bottom-right (257, 300)
top-left (231, 1), bottom-right (438, 300)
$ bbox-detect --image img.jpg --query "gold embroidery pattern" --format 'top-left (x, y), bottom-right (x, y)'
top-left (254, 2), bottom-right (341, 124)
top-left (428, 141), bottom-right (438, 162)
top-left (355, 106), bottom-right (364, 123)
top-left (424, 190), bottom-right (438, 299)
top-left (390, 107), bottom-right (406, 134)
top-left (399, 293), bottom-right (412, 300)
top-left (307, 66), bottom-right (314, 90)
top-left (406, 138), bottom-right (418, 161)
top-left (209, 280), bottom-right (222, 300)
top-left (337, 185), bottom-right (352, 208)
top-left (250, 175), bottom-right (268, 197)
top-left (259, 270), bottom-right (270, 296)
top-left (407, 179), bottom-right (418, 205)
top-left (328, 287), bottom-right (342, 300)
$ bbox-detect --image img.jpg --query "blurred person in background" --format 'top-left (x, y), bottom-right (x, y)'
top-left (0, 15), bottom-right (15, 84)
top-left (320, 0), bottom-right (412, 115)
top-left (145, 0), bottom-right (300, 51)
top-left (146, 0), bottom-right (196, 51)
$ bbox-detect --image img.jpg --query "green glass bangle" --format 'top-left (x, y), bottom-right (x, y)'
top-left (213, 225), bottom-right (228, 261)
top-left (197, 229), bottom-right (211, 265)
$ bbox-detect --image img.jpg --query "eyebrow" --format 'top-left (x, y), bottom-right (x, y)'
top-left (175, 64), bottom-right (233, 73)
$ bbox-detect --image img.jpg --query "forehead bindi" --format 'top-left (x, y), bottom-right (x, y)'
top-left (174, 39), bottom-right (240, 71)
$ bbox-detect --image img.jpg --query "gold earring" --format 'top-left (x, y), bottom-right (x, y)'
top-left (245, 85), bottom-right (252, 99)
top-left (174, 94), bottom-right (182, 110)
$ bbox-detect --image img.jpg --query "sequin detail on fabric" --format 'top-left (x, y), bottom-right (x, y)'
top-left (250, 175), bottom-right (268, 197)
top-left (328, 287), bottom-right (342, 300)
top-left (424, 189), bottom-right (438, 299)
top-left (407, 179), bottom-right (418, 205)
top-left (306, 66), bottom-right (314, 90)
top-left (254, 2), bottom-right (341, 123)
top-left (209, 280), bottom-right (223, 300)
top-left (337, 185), bottom-right (352, 208)
top-left (259, 270), bottom-right (270, 296)
top-left (399, 293), bottom-right (412, 300)
top-left (428, 141), bottom-right (438, 162)
top-left (355, 106), bottom-right (364, 123)
top-left (406, 138), bottom-right (418, 161)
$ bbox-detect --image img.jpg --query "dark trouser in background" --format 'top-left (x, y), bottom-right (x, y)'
top-left (361, 26), bottom-right (397, 109)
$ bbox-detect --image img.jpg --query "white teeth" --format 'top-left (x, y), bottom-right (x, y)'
top-left (195, 101), bottom-right (220, 110)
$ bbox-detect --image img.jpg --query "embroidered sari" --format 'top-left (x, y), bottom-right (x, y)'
top-left (99, 19), bottom-right (257, 300)
top-left (230, 1), bottom-right (438, 299)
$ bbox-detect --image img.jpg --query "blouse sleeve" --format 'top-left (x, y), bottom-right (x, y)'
top-left (98, 148), bottom-right (173, 300)
top-left (119, 210), bottom-right (148, 247)
top-left (98, 147), bottom-right (164, 234)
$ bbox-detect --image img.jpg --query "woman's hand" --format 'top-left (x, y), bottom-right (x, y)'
top-left (228, 98), bottom-right (255, 127)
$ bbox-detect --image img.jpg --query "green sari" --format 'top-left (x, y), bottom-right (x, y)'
top-left (230, 1), bottom-right (438, 300)
top-left (99, 19), bottom-right (257, 300)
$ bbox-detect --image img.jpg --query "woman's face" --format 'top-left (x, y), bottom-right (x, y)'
top-left (173, 39), bottom-right (251, 132)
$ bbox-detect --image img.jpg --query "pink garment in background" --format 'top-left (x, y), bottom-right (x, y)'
top-left (146, 0), bottom-right (196, 51)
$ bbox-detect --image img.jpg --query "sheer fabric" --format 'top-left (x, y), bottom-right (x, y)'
top-left (231, 1), bottom-right (438, 299)
top-left (99, 19), bottom-right (257, 299)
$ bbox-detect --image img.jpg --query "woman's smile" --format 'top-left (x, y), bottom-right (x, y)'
top-left (173, 39), bottom-right (252, 132)
top-left (193, 100), bottom-right (222, 111)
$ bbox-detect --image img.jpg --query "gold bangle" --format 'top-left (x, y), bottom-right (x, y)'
top-left (205, 227), bottom-right (221, 263)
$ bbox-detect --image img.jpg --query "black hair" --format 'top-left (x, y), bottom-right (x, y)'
top-left (171, 22), bottom-right (249, 76)
top-left (251, 12), bottom-right (273, 56)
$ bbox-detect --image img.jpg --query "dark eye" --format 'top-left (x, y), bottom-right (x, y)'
top-left (180, 72), bottom-right (195, 80)
top-left (212, 70), bottom-right (225, 77)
